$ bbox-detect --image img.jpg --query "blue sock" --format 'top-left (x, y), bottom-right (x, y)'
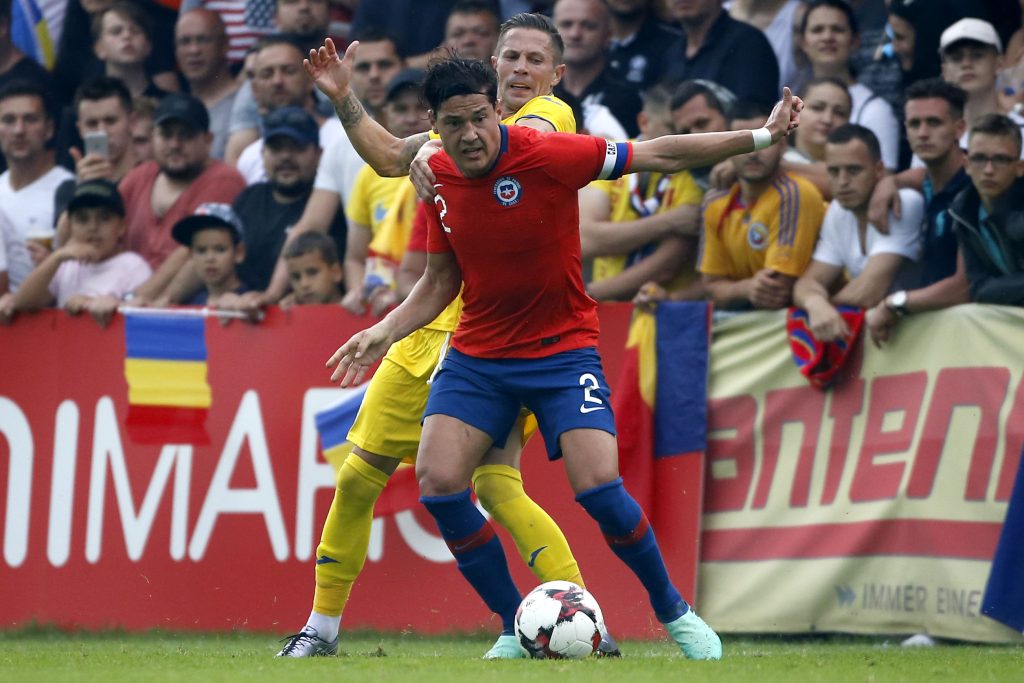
top-left (576, 478), bottom-right (688, 623)
top-left (421, 489), bottom-right (521, 634)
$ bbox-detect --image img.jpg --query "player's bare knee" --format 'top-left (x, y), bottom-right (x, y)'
top-left (416, 462), bottom-right (468, 497)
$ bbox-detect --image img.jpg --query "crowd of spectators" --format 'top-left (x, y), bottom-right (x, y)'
top-left (1, 0), bottom-right (1023, 330)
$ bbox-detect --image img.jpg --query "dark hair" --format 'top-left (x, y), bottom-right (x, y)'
top-left (92, 1), bottom-right (154, 42)
top-left (284, 231), bottom-right (339, 263)
top-left (800, 0), bottom-right (858, 37)
top-left (73, 76), bottom-right (133, 115)
top-left (497, 12), bottom-right (564, 63)
top-left (0, 0), bottom-right (10, 23)
top-left (969, 113), bottom-right (1023, 156)
top-left (904, 78), bottom-right (967, 119)
top-left (728, 99), bottom-right (774, 126)
top-left (827, 123), bottom-right (881, 161)
top-left (351, 27), bottom-right (405, 60)
top-left (670, 80), bottom-right (734, 117)
top-left (254, 33), bottom-right (307, 58)
top-left (423, 55), bottom-right (498, 111)
top-left (800, 76), bottom-right (852, 109)
top-left (450, 0), bottom-right (500, 22)
top-left (0, 80), bottom-right (53, 120)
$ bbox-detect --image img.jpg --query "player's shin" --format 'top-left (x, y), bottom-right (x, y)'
top-left (472, 464), bottom-right (585, 587)
top-left (421, 488), bottom-right (521, 633)
top-left (311, 453), bottom-right (390, 639)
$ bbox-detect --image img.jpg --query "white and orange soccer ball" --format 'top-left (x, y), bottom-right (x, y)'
top-left (514, 581), bottom-right (603, 659)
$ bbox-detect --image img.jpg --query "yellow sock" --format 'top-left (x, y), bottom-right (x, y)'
top-left (472, 464), bottom-right (585, 588)
top-left (312, 453), bottom-right (389, 617)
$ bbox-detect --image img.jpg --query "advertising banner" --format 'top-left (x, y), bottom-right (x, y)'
top-left (700, 305), bottom-right (1024, 643)
top-left (2, 304), bottom-right (691, 638)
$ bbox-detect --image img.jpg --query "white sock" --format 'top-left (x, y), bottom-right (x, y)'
top-left (305, 610), bottom-right (341, 642)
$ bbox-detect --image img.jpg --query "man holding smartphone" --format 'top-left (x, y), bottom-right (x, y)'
top-left (53, 77), bottom-right (141, 250)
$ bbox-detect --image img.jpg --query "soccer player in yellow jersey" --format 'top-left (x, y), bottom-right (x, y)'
top-left (698, 100), bottom-right (826, 310)
top-left (580, 85), bottom-right (705, 301)
top-left (279, 14), bottom-right (611, 660)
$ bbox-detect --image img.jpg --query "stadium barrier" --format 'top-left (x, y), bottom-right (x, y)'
top-left (1, 303), bottom-right (1021, 643)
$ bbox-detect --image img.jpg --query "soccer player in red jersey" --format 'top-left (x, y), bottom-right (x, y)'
top-left (326, 56), bottom-right (800, 660)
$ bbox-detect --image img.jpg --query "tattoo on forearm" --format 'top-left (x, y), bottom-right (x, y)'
top-left (398, 133), bottom-right (431, 172)
top-left (336, 92), bottom-right (365, 128)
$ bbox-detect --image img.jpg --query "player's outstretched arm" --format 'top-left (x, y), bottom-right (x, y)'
top-left (305, 38), bottom-right (430, 177)
top-left (630, 88), bottom-right (802, 174)
top-left (326, 251), bottom-right (462, 387)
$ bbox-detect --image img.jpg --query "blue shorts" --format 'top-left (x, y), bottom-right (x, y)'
top-left (423, 347), bottom-right (617, 460)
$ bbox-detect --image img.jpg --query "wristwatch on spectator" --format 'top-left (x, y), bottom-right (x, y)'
top-left (885, 290), bottom-right (909, 316)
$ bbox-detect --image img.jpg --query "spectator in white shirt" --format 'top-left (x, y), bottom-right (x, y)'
top-left (793, 124), bottom-right (924, 342)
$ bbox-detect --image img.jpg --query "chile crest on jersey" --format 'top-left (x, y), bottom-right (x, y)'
top-left (493, 175), bottom-right (522, 207)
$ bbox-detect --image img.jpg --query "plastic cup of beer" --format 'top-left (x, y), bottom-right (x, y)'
top-left (25, 225), bottom-right (55, 250)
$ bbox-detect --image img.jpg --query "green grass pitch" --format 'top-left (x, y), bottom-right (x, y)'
top-left (1, 629), bottom-right (1021, 683)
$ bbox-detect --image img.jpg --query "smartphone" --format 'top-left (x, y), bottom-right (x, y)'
top-left (83, 130), bottom-right (109, 159)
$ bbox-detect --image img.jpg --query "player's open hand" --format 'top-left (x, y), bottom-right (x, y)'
top-left (304, 38), bottom-right (356, 104)
top-left (326, 321), bottom-right (394, 387)
top-left (766, 87), bottom-right (802, 143)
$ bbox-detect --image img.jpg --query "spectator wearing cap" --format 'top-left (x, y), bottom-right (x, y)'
top-left (235, 36), bottom-right (349, 184)
top-left (339, 68), bottom-right (430, 315)
top-left (941, 18), bottom-right (1024, 156)
top-left (119, 93), bottom-right (246, 306)
top-left (793, 124), bottom-right (922, 343)
top-left (0, 81), bottom-right (74, 289)
top-left (552, 0), bottom-right (643, 138)
top-left (223, 1), bottom-right (336, 166)
top-left (662, 0), bottom-right (779, 106)
top-left (234, 106), bottom-right (346, 294)
top-left (171, 203), bottom-right (250, 307)
top-left (949, 113), bottom-right (1024, 305)
top-left (176, 8), bottom-right (240, 161)
top-left (2, 179), bottom-right (150, 325)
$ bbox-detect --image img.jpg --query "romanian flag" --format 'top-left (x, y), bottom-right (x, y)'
top-left (123, 314), bottom-right (212, 444)
top-left (315, 387), bottom-right (420, 517)
top-left (613, 302), bottom-right (711, 599)
top-left (982, 443), bottom-right (1024, 632)
top-left (11, 0), bottom-right (55, 68)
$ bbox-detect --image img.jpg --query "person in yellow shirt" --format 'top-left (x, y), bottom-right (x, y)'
top-left (580, 85), bottom-right (704, 301)
top-left (698, 100), bottom-right (827, 310)
top-left (279, 14), bottom-right (618, 661)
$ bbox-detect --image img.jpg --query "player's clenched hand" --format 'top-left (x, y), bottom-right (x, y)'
top-left (326, 321), bottom-right (395, 386)
top-left (411, 139), bottom-right (443, 200)
top-left (304, 38), bottom-right (356, 104)
top-left (766, 87), bottom-right (802, 142)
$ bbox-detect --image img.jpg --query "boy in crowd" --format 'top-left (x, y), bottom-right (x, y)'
top-left (2, 179), bottom-right (150, 325)
top-left (950, 114), bottom-right (1024, 305)
top-left (282, 231), bottom-right (343, 306)
top-left (171, 203), bottom-right (249, 306)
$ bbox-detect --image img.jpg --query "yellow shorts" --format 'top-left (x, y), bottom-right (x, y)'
top-left (347, 328), bottom-right (539, 461)
top-left (347, 327), bottom-right (449, 460)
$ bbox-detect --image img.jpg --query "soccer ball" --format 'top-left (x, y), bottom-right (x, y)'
top-left (514, 581), bottom-right (603, 659)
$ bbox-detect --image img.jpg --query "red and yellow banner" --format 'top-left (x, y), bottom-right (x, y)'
top-left (700, 305), bottom-right (1024, 643)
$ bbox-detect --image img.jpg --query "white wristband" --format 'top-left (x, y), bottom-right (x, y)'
top-left (751, 127), bottom-right (773, 151)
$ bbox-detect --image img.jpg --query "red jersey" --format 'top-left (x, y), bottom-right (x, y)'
top-left (426, 125), bottom-right (632, 358)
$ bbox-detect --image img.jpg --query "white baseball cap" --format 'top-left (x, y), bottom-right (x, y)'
top-left (939, 18), bottom-right (1002, 54)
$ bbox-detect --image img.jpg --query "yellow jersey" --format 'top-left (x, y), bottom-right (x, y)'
top-left (699, 172), bottom-right (826, 279)
top-left (589, 169), bottom-right (703, 287)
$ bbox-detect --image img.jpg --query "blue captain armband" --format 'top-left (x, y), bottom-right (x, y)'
top-left (596, 141), bottom-right (632, 180)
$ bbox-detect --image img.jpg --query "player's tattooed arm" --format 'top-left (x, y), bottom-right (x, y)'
top-left (398, 133), bottom-right (432, 172)
top-left (334, 92), bottom-right (366, 127)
